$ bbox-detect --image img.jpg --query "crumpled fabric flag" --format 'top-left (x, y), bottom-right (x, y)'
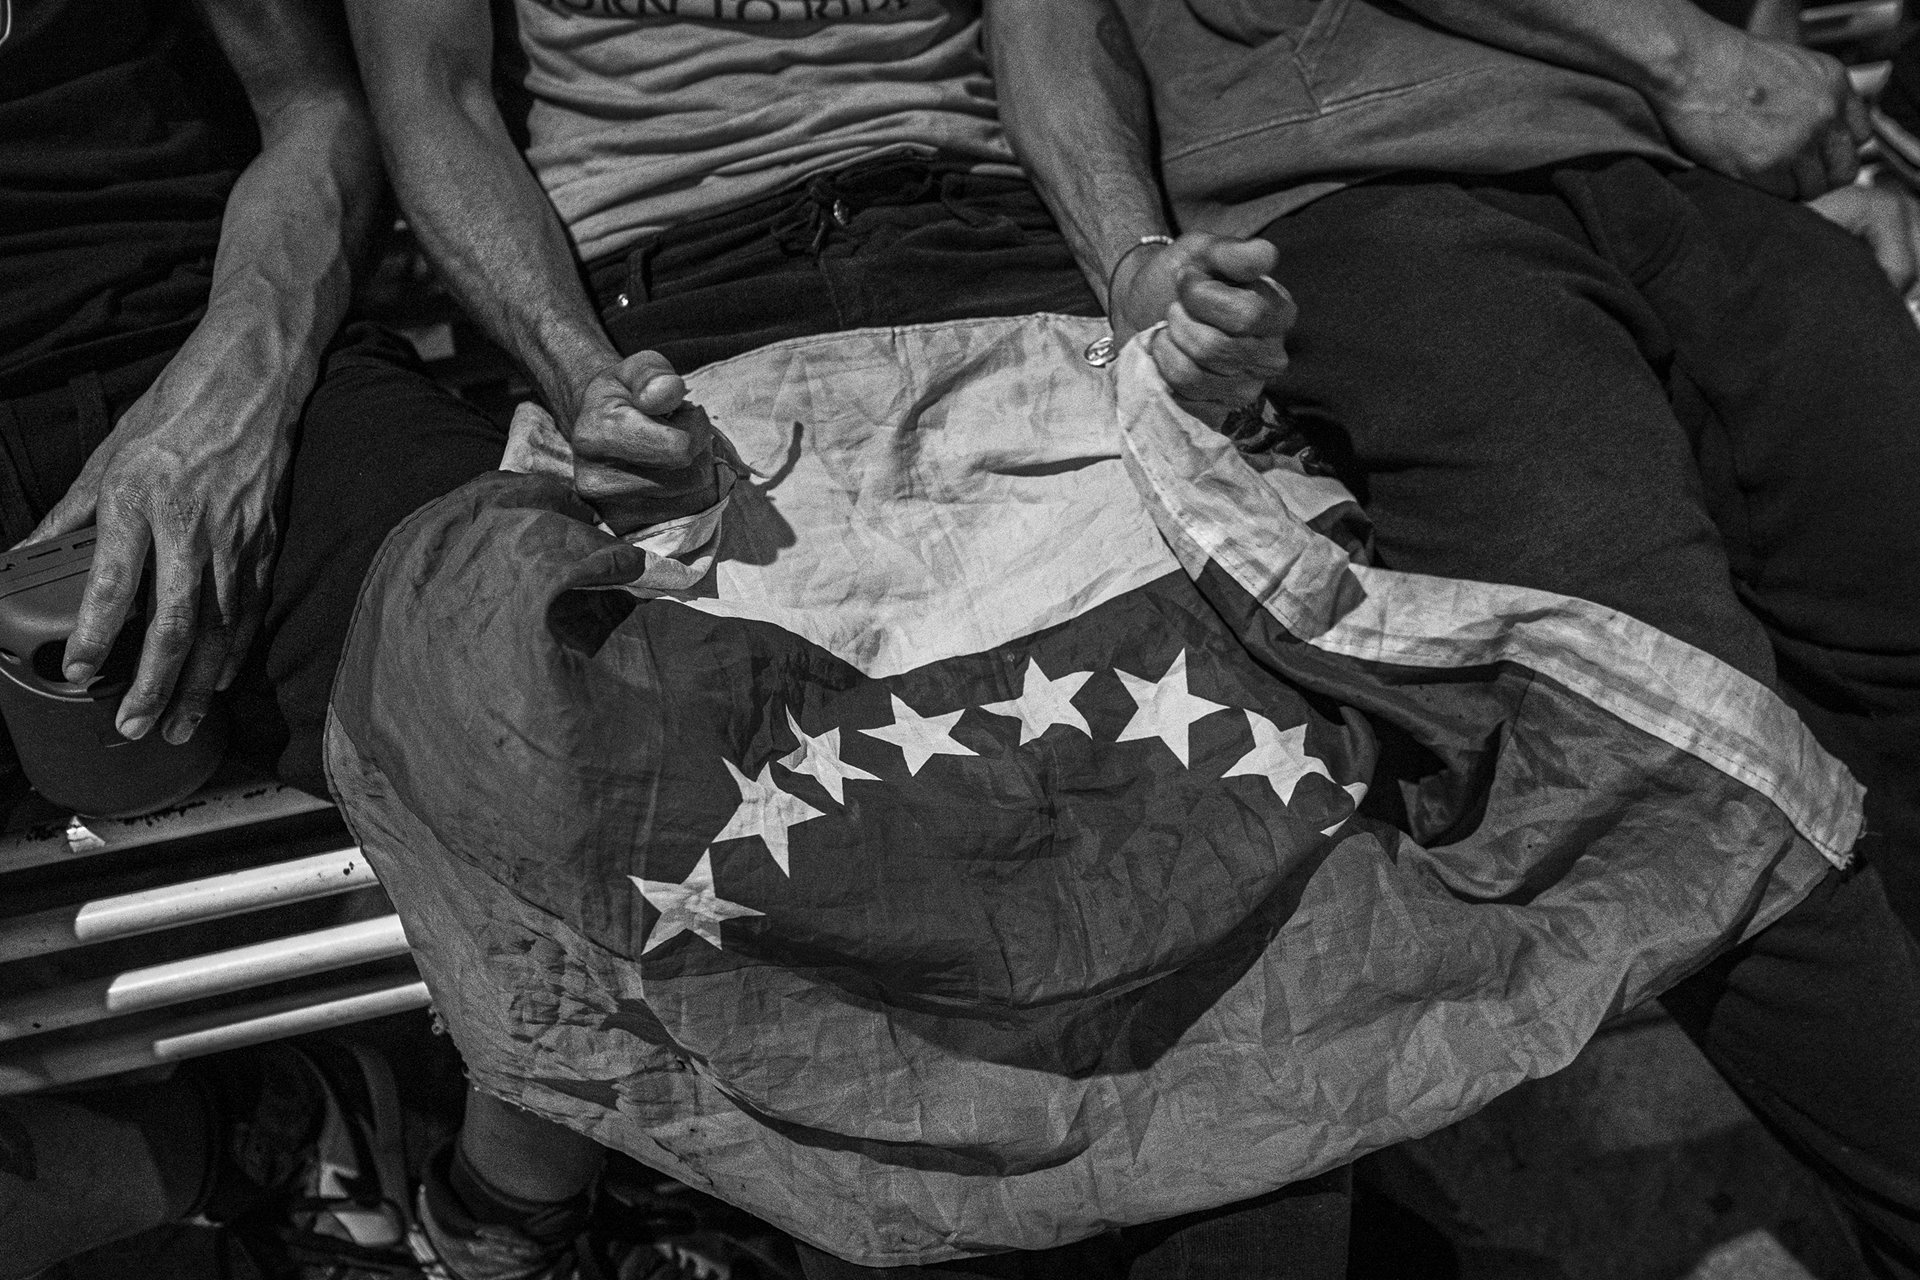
top-left (325, 314), bottom-right (1855, 1267)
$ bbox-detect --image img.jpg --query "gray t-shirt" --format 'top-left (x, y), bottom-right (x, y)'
top-left (517, 0), bottom-right (1018, 262)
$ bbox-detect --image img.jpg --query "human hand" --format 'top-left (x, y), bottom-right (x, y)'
top-left (1808, 182), bottom-right (1920, 296)
top-left (1109, 233), bottom-right (1297, 422)
top-left (569, 350), bottom-right (723, 537)
top-left (1653, 31), bottom-right (1869, 200)
top-left (20, 347), bottom-right (291, 745)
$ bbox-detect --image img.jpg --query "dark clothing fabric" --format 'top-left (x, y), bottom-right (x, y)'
top-left (586, 153), bottom-right (1104, 374)
top-left (1261, 154), bottom-right (1920, 1276)
top-left (1263, 154), bottom-right (1920, 932)
top-left (0, 0), bottom-right (254, 397)
top-left (793, 1169), bottom-right (1352, 1280)
top-left (224, 326), bottom-right (509, 794)
top-left (0, 325), bottom-right (508, 796)
top-left (0, 349), bottom-right (174, 547)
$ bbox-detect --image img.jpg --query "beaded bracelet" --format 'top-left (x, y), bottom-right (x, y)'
top-left (1105, 233), bottom-right (1176, 309)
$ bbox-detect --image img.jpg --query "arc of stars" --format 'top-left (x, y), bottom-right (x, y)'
top-left (712, 757), bottom-right (824, 875)
top-left (779, 708), bottom-right (878, 804)
top-left (859, 693), bottom-right (977, 775)
top-left (632, 850), bottom-right (764, 954)
top-left (978, 658), bottom-right (1093, 744)
top-left (1115, 649), bottom-right (1229, 766)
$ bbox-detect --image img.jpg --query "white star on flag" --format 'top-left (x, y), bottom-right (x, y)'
top-left (1115, 649), bottom-right (1229, 766)
top-left (979, 658), bottom-right (1093, 744)
top-left (860, 693), bottom-right (977, 775)
top-left (632, 850), bottom-right (765, 954)
top-left (779, 709), bottom-right (878, 804)
top-left (712, 758), bottom-right (824, 875)
top-left (1222, 711), bottom-right (1334, 805)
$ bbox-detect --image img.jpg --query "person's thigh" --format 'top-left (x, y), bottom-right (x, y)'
top-left (1650, 169), bottom-right (1920, 927)
top-left (1260, 176), bottom-right (1777, 684)
top-left (228, 323), bottom-right (507, 793)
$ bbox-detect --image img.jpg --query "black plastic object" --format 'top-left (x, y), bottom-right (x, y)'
top-left (0, 531), bottom-right (225, 818)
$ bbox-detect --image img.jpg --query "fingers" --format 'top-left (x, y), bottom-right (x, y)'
top-left (1819, 119), bottom-right (1862, 191)
top-left (1168, 268), bottom-right (1295, 385)
top-left (1844, 91), bottom-right (1874, 149)
top-left (573, 350), bottom-right (709, 470)
top-left (165, 559), bottom-right (255, 743)
top-left (115, 523), bottom-right (204, 741)
top-left (60, 497), bottom-right (150, 687)
top-left (17, 481), bottom-right (99, 550)
top-left (1192, 236), bottom-right (1279, 285)
top-left (1180, 272), bottom-right (1296, 336)
top-left (1810, 186), bottom-right (1920, 295)
top-left (214, 560), bottom-right (268, 694)
top-left (1149, 323), bottom-right (1266, 412)
top-left (1877, 194), bottom-right (1920, 294)
top-left (160, 617), bottom-right (229, 746)
top-left (1790, 149), bottom-right (1833, 202)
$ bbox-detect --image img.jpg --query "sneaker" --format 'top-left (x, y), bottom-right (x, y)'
top-left (408, 1140), bottom-right (587, 1280)
top-left (281, 1040), bottom-right (418, 1278)
top-left (409, 1142), bottom-right (750, 1280)
top-left (195, 1039), bottom-right (419, 1278)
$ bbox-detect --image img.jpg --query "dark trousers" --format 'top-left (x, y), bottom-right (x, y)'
top-left (588, 156), bottom-right (1347, 1280)
top-left (0, 323), bottom-right (508, 795)
top-left (1263, 155), bottom-right (1920, 1275)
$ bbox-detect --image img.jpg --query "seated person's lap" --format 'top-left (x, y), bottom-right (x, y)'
top-left (1265, 155), bottom-right (1920, 677)
top-left (228, 325), bottom-right (507, 794)
top-left (590, 158), bottom-right (1104, 374)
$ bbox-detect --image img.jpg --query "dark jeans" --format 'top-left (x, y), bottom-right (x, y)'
top-left (586, 153), bottom-right (1103, 374)
top-left (591, 156), bottom-right (1342, 1280)
top-left (1263, 155), bottom-right (1920, 1275)
top-left (0, 323), bottom-right (508, 796)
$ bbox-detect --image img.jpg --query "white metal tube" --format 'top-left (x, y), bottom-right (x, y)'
top-left (0, 915), bottom-right (412, 1043)
top-left (0, 774), bottom-right (333, 875)
top-left (0, 847), bottom-right (375, 964)
top-left (0, 975), bottom-right (431, 1096)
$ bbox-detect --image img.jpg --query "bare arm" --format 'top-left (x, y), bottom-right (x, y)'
top-left (985, 0), bottom-right (1169, 309)
top-left (1397, 0), bottom-right (1868, 198)
top-left (345, 0), bottom-right (608, 423)
top-left (33, 0), bottom-right (382, 745)
top-left (346, 0), bottom-right (717, 532)
top-left (986, 0), bottom-right (1290, 418)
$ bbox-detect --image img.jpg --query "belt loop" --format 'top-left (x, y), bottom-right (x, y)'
top-left (622, 241), bottom-right (654, 310)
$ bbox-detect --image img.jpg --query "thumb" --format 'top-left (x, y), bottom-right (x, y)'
top-left (1195, 237), bottom-right (1279, 286)
top-left (609, 350), bottom-right (687, 418)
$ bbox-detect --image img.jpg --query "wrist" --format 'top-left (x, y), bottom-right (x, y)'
top-left (1634, 5), bottom-right (1729, 110)
top-left (532, 321), bottom-right (622, 432)
top-left (1105, 234), bottom-right (1174, 313)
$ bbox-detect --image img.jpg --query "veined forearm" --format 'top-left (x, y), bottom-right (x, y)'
top-left (986, 0), bottom-right (1170, 307)
top-left (191, 92), bottom-right (381, 436)
top-left (375, 83), bottom-right (615, 425)
top-left (1395, 0), bottom-right (1725, 104)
